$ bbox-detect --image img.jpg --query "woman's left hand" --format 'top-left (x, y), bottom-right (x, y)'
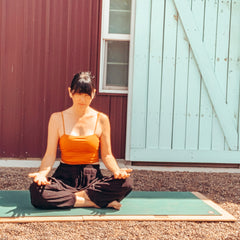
top-left (113, 168), bottom-right (132, 179)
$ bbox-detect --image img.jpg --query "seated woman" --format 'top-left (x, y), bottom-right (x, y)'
top-left (29, 72), bottom-right (133, 210)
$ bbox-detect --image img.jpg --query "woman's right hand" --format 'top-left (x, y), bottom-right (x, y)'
top-left (28, 172), bottom-right (51, 186)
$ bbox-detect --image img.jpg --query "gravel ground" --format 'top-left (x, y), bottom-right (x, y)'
top-left (0, 167), bottom-right (239, 240)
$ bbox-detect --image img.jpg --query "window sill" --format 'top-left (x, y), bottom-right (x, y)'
top-left (97, 90), bottom-right (128, 96)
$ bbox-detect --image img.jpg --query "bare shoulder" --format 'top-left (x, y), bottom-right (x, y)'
top-left (50, 112), bottom-right (62, 121)
top-left (97, 112), bottom-right (111, 134)
top-left (49, 112), bottom-right (62, 127)
top-left (98, 112), bottom-right (110, 124)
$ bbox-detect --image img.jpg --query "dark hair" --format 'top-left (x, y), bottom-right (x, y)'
top-left (70, 72), bottom-right (95, 97)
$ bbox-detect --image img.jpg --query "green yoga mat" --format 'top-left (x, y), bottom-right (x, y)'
top-left (0, 191), bottom-right (236, 222)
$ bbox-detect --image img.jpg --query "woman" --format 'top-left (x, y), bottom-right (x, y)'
top-left (29, 72), bottom-right (133, 210)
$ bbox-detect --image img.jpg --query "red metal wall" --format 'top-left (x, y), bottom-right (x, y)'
top-left (0, 0), bottom-right (127, 159)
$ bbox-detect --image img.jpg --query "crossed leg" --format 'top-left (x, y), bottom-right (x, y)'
top-left (29, 176), bottom-right (132, 210)
top-left (74, 191), bottom-right (122, 210)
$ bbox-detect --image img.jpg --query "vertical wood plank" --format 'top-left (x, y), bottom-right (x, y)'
top-left (185, 0), bottom-right (204, 150)
top-left (212, 0), bottom-right (231, 150)
top-left (172, 0), bottom-right (191, 150)
top-left (198, 0), bottom-right (218, 150)
top-left (130, 0), bottom-right (151, 149)
top-left (227, 1), bottom-right (240, 150)
top-left (146, 0), bottom-right (165, 148)
top-left (158, 0), bottom-right (178, 149)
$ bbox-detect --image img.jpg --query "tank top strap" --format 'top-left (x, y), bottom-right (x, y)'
top-left (94, 112), bottom-right (100, 134)
top-left (61, 112), bottom-right (66, 135)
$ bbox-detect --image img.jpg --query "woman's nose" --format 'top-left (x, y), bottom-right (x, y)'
top-left (78, 94), bottom-right (89, 102)
top-left (79, 95), bottom-right (85, 102)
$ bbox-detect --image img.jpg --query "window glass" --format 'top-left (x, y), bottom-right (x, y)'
top-left (109, 0), bottom-right (131, 34)
top-left (110, 0), bottom-right (131, 10)
top-left (106, 65), bottom-right (129, 87)
top-left (106, 41), bottom-right (129, 87)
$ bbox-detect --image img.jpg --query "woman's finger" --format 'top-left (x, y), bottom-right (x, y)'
top-left (36, 179), bottom-right (45, 186)
top-left (114, 172), bottom-right (122, 179)
top-left (34, 179), bottom-right (40, 185)
top-left (114, 169), bottom-right (132, 179)
top-left (114, 173), bottom-right (120, 179)
top-left (43, 179), bottom-right (51, 185)
top-left (120, 168), bottom-right (132, 173)
top-left (28, 173), bottom-right (37, 178)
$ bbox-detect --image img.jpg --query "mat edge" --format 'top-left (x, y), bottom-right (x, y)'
top-left (191, 192), bottom-right (236, 221)
top-left (0, 214), bottom-right (236, 223)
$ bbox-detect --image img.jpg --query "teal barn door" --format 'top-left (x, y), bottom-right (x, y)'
top-left (127, 0), bottom-right (240, 163)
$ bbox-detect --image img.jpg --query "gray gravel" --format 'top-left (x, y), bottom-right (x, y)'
top-left (0, 167), bottom-right (239, 240)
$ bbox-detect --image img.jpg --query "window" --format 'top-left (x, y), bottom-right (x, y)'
top-left (99, 0), bottom-right (133, 94)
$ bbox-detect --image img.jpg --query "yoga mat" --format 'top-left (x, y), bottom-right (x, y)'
top-left (0, 191), bottom-right (236, 222)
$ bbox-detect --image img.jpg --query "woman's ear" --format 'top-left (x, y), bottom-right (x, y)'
top-left (91, 89), bottom-right (96, 99)
top-left (68, 87), bottom-right (73, 98)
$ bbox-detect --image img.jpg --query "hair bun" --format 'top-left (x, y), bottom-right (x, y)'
top-left (70, 71), bottom-right (95, 97)
top-left (80, 71), bottom-right (94, 80)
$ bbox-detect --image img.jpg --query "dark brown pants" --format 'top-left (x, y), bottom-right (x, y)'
top-left (29, 163), bottom-right (133, 209)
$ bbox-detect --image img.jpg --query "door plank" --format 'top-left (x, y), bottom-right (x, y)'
top-left (131, 0), bottom-right (152, 149)
top-left (227, 1), bottom-right (240, 151)
top-left (146, 0), bottom-right (165, 149)
top-left (212, 0), bottom-right (231, 150)
top-left (198, 0), bottom-right (218, 150)
top-left (172, 0), bottom-right (191, 150)
top-left (158, 0), bottom-right (178, 149)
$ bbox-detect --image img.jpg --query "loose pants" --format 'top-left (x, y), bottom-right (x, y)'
top-left (29, 163), bottom-right (133, 209)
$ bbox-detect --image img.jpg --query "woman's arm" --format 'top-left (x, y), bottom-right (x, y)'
top-left (28, 113), bottom-right (60, 185)
top-left (100, 113), bottom-right (132, 179)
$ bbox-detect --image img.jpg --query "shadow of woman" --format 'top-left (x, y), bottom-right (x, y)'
top-left (0, 190), bottom-right (73, 217)
top-left (0, 190), bottom-right (35, 217)
top-left (0, 190), bottom-right (119, 218)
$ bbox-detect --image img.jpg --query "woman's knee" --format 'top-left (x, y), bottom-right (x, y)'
top-left (29, 182), bottom-right (52, 209)
top-left (122, 177), bottom-right (133, 192)
top-left (29, 182), bottom-right (75, 209)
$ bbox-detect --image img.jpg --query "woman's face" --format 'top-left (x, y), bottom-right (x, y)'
top-left (68, 88), bottom-right (95, 108)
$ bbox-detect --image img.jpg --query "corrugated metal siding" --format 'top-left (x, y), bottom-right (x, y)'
top-left (0, 0), bottom-right (127, 159)
top-left (128, 0), bottom-right (240, 163)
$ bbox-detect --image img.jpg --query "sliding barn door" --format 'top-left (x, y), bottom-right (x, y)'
top-left (127, 0), bottom-right (240, 163)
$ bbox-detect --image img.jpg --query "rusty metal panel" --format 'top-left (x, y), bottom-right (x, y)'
top-left (108, 96), bottom-right (128, 159)
top-left (0, 0), bottom-right (127, 159)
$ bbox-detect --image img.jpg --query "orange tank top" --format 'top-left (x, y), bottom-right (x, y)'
top-left (59, 112), bottom-right (100, 165)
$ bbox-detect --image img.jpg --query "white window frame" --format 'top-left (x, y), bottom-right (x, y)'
top-left (99, 0), bottom-right (135, 94)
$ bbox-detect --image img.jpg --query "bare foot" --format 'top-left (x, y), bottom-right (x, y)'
top-left (74, 191), bottom-right (100, 208)
top-left (107, 201), bottom-right (122, 210)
